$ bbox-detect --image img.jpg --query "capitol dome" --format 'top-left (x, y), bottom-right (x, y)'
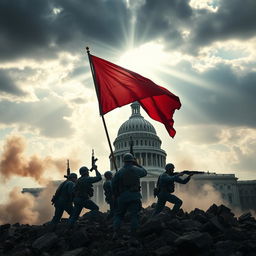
top-left (110, 102), bottom-right (166, 176)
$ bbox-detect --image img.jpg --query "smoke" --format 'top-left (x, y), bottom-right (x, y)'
top-left (0, 187), bottom-right (38, 224)
top-left (0, 135), bottom-right (78, 184)
top-left (33, 182), bottom-right (57, 224)
top-left (175, 181), bottom-right (228, 212)
top-left (142, 180), bottom-right (249, 216)
top-left (0, 182), bottom-right (59, 225)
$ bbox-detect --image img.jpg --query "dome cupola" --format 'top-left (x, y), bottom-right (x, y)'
top-left (117, 102), bottom-right (156, 136)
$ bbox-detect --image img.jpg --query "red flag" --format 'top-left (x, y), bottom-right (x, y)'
top-left (90, 55), bottom-right (181, 137)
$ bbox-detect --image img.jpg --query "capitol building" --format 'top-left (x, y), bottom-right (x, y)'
top-left (23, 102), bottom-right (256, 212)
top-left (91, 102), bottom-right (256, 211)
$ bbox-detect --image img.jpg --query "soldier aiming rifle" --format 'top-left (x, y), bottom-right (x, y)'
top-left (153, 163), bottom-right (203, 216)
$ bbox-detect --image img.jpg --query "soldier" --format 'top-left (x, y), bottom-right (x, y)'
top-left (103, 171), bottom-right (115, 219)
top-left (153, 163), bottom-right (193, 216)
top-left (50, 173), bottom-right (77, 224)
top-left (112, 153), bottom-right (147, 237)
top-left (68, 164), bottom-right (102, 225)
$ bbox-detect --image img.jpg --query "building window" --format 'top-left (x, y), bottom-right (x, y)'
top-left (228, 194), bottom-right (233, 204)
top-left (148, 153), bottom-right (151, 165)
top-left (227, 185), bottom-right (231, 190)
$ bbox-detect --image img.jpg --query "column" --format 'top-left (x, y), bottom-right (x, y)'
top-left (147, 181), bottom-right (150, 202)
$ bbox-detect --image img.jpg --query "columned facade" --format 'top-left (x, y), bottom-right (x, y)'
top-left (110, 102), bottom-right (166, 175)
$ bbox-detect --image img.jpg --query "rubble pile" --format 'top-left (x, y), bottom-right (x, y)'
top-left (0, 204), bottom-right (255, 256)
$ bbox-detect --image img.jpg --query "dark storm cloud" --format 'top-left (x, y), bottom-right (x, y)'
top-left (0, 0), bottom-right (131, 61)
top-left (0, 69), bottom-right (26, 96)
top-left (190, 0), bottom-right (256, 50)
top-left (134, 0), bottom-right (256, 53)
top-left (134, 0), bottom-right (192, 46)
top-left (163, 62), bottom-right (256, 128)
top-left (0, 98), bottom-right (74, 137)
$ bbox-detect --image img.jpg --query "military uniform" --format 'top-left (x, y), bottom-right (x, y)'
top-left (68, 167), bottom-right (102, 225)
top-left (153, 172), bottom-right (191, 215)
top-left (103, 178), bottom-right (115, 218)
top-left (51, 174), bottom-right (77, 224)
top-left (112, 157), bottom-right (147, 233)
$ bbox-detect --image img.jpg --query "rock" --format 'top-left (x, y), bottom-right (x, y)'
top-left (239, 212), bottom-right (252, 222)
top-left (161, 229), bottom-right (179, 245)
top-left (206, 204), bottom-right (218, 216)
top-left (61, 247), bottom-right (84, 256)
top-left (32, 232), bottom-right (58, 251)
top-left (175, 231), bottom-right (213, 253)
top-left (154, 245), bottom-right (175, 256)
top-left (214, 240), bottom-right (241, 256)
top-left (70, 228), bottom-right (90, 249)
top-left (139, 218), bottom-right (165, 236)
top-left (0, 204), bottom-right (255, 255)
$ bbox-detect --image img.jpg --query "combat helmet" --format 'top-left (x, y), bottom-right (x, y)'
top-left (79, 166), bottom-right (89, 175)
top-left (123, 153), bottom-right (135, 162)
top-left (165, 163), bottom-right (175, 171)
top-left (68, 173), bottom-right (78, 179)
top-left (104, 171), bottom-right (113, 179)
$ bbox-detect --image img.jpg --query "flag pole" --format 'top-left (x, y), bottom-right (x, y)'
top-left (86, 46), bottom-right (118, 172)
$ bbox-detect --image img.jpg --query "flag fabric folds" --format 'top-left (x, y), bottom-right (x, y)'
top-left (90, 55), bottom-right (181, 137)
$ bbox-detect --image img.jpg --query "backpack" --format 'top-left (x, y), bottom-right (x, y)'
top-left (120, 167), bottom-right (140, 193)
top-left (51, 181), bottom-right (67, 205)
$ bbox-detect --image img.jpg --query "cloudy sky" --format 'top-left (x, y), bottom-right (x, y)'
top-left (0, 0), bottom-right (256, 200)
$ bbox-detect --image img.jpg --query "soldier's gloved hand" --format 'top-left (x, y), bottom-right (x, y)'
top-left (92, 164), bottom-right (97, 170)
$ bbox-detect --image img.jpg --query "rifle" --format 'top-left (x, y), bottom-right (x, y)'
top-left (64, 159), bottom-right (71, 178)
top-left (90, 149), bottom-right (98, 171)
top-left (171, 170), bottom-right (205, 176)
top-left (129, 136), bottom-right (134, 156)
top-left (182, 170), bottom-right (205, 175)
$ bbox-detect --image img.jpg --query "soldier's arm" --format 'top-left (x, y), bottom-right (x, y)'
top-left (134, 166), bottom-right (147, 178)
top-left (88, 165), bottom-right (102, 183)
top-left (175, 175), bottom-right (191, 184)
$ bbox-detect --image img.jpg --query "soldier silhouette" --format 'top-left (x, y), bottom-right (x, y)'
top-left (68, 164), bottom-right (102, 225)
top-left (103, 171), bottom-right (115, 219)
top-left (112, 153), bottom-right (147, 237)
top-left (153, 163), bottom-right (193, 216)
top-left (50, 173), bottom-right (77, 224)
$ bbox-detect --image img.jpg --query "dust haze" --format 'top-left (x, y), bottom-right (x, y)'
top-left (0, 135), bottom-right (79, 184)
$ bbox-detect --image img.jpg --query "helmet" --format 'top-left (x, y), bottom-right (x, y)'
top-left (165, 163), bottom-right (175, 171)
top-left (104, 171), bottom-right (113, 179)
top-left (68, 173), bottom-right (77, 179)
top-left (123, 153), bottom-right (135, 162)
top-left (79, 166), bottom-right (89, 175)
